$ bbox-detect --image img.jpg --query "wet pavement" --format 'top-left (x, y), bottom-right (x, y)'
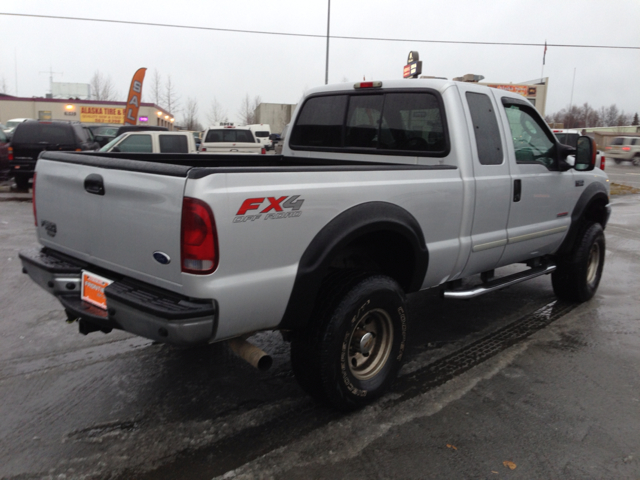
top-left (0, 183), bottom-right (639, 479)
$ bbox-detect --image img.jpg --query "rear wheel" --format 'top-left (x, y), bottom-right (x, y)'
top-left (614, 159), bottom-right (622, 165)
top-left (552, 223), bottom-right (605, 302)
top-left (291, 274), bottom-right (407, 411)
top-left (632, 154), bottom-right (640, 166)
top-left (14, 174), bottom-right (30, 190)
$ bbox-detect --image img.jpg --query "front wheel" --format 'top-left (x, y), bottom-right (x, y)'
top-left (552, 223), bottom-right (605, 302)
top-left (291, 274), bottom-right (407, 411)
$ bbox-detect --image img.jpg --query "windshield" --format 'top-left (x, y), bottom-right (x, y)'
top-left (99, 135), bottom-right (124, 152)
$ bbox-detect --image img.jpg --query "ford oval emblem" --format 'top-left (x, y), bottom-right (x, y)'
top-left (153, 251), bottom-right (171, 265)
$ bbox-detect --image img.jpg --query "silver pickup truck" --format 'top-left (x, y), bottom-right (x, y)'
top-left (20, 79), bottom-right (610, 410)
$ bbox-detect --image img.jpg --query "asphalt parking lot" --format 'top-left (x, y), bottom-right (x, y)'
top-left (0, 171), bottom-right (639, 479)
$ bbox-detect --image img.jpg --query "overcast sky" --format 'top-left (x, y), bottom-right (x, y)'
top-left (1, 0), bottom-right (639, 127)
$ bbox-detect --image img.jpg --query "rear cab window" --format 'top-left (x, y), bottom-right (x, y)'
top-left (289, 90), bottom-right (449, 157)
top-left (204, 129), bottom-right (255, 143)
top-left (13, 123), bottom-right (75, 145)
top-left (159, 135), bottom-right (189, 153)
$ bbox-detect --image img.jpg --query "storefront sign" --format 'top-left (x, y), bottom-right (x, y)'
top-left (487, 84), bottom-right (530, 97)
top-left (38, 110), bottom-right (52, 120)
top-left (80, 106), bottom-right (124, 124)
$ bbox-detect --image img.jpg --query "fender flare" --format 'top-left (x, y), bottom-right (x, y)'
top-left (278, 201), bottom-right (428, 331)
top-left (557, 181), bottom-right (610, 256)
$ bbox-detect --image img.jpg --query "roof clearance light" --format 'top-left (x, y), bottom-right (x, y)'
top-left (354, 81), bottom-right (383, 89)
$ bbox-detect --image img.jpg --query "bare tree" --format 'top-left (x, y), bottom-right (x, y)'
top-left (207, 97), bottom-right (229, 125)
top-left (181, 97), bottom-right (201, 130)
top-left (150, 69), bottom-right (163, 107)
top-left (90, 70), bottom-right (117, 101)
top-left (163, 75), bottom-right (180, 117)
top-left (633, 113), bottom-right (639, 126)
top-left (237, 94), bottom-right (261, 125)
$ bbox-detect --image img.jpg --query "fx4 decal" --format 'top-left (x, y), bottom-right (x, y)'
top-left (234, 195), bottom-right (304, 223)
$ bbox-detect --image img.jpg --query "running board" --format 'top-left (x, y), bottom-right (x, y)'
top-left (443, 264), bottom-right (556, 299)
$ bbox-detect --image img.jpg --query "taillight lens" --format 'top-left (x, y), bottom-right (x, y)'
top-left (600, 156), bottom-right (605, 171)
top-left (622, 147), bottom-right (631, 151)
top-left (261, 147), bottom-right (266, 154)
top-left (32, 173), bottom-right (37, 226)
top-left (8, 147), bottom-right (13, 161)
top-left (181, 197), bottom-right (218, 274)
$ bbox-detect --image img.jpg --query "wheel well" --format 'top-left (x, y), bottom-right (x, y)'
top-left (327, 229), bottom-right (417, 292)
top-left (583, 196), bottom-right (609, 228)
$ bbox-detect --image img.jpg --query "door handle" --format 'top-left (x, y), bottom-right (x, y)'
top-left (84, 173), bottom-right (105, 196)
top-left (513, 179), bottom-right (521, 202)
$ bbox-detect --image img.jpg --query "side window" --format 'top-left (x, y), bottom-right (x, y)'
top-left (504, 104), bottom-right (555, 167)
top-left (465, 92), bottom-right (503, 165)
top-left (289, 95), bottom-right (347, 148)
top-left (159, 135), bottom-right (188, 153)
top-left (379, 92), bottom-right (445, 152)
top-left (116, 135), bottom-right (152, 153)
top-left (345, 95), bottom-right (382, 148)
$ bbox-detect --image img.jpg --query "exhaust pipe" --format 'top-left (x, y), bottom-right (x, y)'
top-left (228, 337), bottom-right (273, 371)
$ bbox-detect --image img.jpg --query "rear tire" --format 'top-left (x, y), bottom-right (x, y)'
top-left (291, 273), bottom-right (407, 411)
top-left (632, 155), bottom-right (640, 166)
top-left (14, 174), bottom-right (30, 190)
top-left (614, 159), bottom-right (622, 165)
top-left (552, 223), bottom-right (605, 302)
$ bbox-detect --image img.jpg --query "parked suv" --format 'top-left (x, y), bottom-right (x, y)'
top-left (9, 120), bottom-right (99, 189)
top-left (605, 136), bottom-right (640, 165)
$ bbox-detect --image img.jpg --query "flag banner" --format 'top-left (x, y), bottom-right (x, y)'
top-left (124, 68), bottom-right (147, 125)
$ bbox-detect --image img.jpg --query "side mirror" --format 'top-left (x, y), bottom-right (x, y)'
top-left (575, 136), bottom-right (596, 171)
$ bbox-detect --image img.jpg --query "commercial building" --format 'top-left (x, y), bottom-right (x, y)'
top-left (0, 94), bottom-right (175, 129)
top-left (254, 103), bottom-right (297, 134)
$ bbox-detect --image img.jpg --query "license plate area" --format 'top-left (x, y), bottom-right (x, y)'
top-left (81, 270), bottom-right (113, 310)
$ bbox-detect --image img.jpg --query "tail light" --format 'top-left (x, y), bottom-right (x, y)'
top-left (181, 197), bottom-right (218, 274)
top-left (600, 156), bottom-right (605, 171)
top-left (354, 81), bottom-right (383, 89)
top-left (8, 147), bottom-right (13, 161)
top-left (201, 147), bottom-right (207, 152)
top-left (261, 147), bottom-right (266, 154)
top-left (622, 147), bottom-right (631, 151)
top-left (32, 173), bottom-right (37, 226)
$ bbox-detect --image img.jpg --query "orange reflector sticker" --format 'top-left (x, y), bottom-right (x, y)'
top-left (81, 271), bottom-right (113, 310)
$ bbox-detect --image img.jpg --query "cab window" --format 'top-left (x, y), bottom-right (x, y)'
top-left (290, 91), bottom-right (448, 155)
top-left (504, 104), bottom-right (555, 168)
top-left (116, 134), bottom-right (152, 153)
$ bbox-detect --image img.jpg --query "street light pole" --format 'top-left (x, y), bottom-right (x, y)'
top-left (325, 0), bottom-right (330, 85)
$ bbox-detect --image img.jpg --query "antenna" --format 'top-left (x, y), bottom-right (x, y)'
top-left (39, 65), bottom-right (63, 96)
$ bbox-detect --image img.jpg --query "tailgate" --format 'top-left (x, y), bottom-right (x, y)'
top-left (34, 153), bottom-right (191, 292)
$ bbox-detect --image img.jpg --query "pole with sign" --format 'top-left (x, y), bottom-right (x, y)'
top-left (403, 51), bottom-right (422, 79)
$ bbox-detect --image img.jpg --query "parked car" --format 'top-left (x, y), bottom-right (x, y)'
top-left (247, 124), bottom-right (272, 150)
top-left (605, 136), bottom-right (640, 165)
top-left (21, 78), bottom-right (609, 410)
top-left (0, 128), bottom-right (9, 181)
top-left (9, 120), bottom-right (100, 189)
top-left (199, 126), bottom-right (265, 154)
top-left (99, 131), bottom-right (197, 153)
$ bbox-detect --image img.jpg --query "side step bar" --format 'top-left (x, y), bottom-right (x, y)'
top-left (443, 264), bottom-right (556, 300)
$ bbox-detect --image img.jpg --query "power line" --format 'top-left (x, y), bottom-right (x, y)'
top-left (2, 12), bottom-right (639, 50)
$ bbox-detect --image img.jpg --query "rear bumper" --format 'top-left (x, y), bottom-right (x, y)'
top-left (19, 247), bottom-right (217, 346)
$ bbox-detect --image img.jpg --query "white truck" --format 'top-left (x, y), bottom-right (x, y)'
top-left (199, 126), bottom-right (266, 154)
top-left (247, 124), bottom-right (272, 150)
top-left (99, 131), bottom-right (198, 153)
top-left (20, 79), bottom-right (610, 410)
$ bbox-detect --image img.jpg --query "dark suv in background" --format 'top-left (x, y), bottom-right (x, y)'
top-left (9, 120), bottom-right (99, 190)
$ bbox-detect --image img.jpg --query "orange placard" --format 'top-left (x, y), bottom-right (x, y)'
top-left (81, 271), bottom-right (113, 310)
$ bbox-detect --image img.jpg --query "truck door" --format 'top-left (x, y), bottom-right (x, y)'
top-left (458, 85), bottom-right (511, 277)
top-left (495, 95), bottom-right (576, 266)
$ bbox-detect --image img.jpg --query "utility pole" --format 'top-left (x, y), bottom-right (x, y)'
top-left (39, 66), bottom-right (63, 96)
top-left (325, 0), bottom-right (330, 85)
